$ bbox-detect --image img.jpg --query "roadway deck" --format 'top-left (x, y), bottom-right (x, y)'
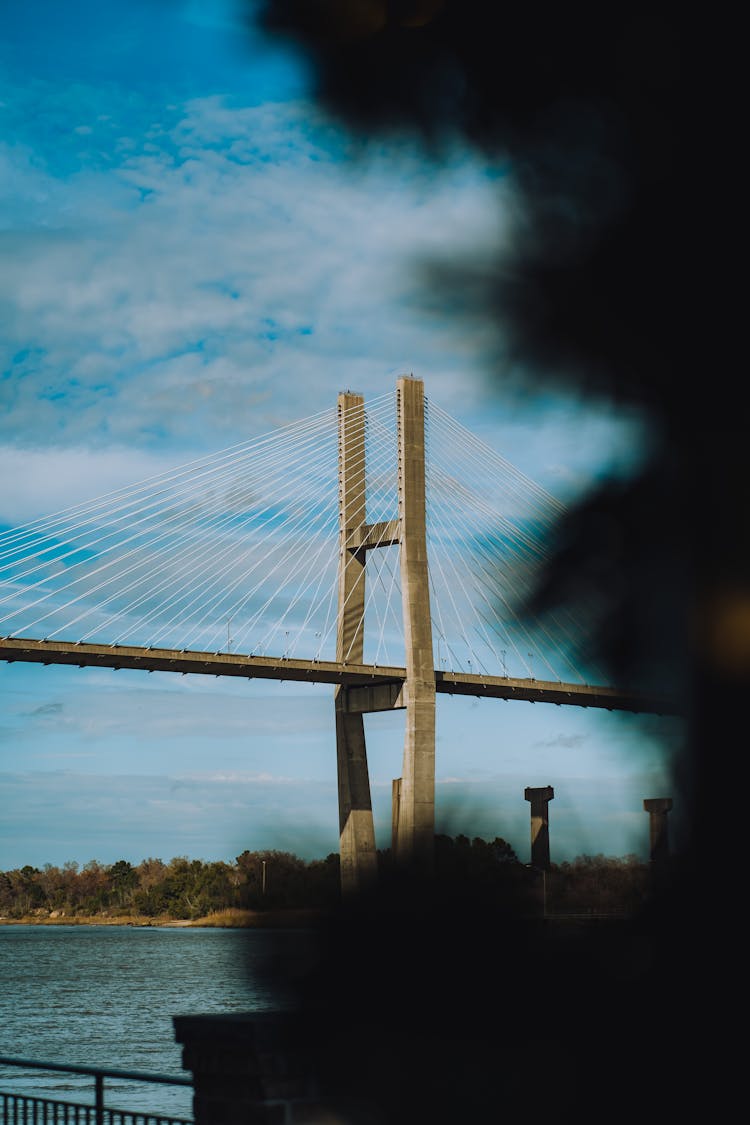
top-left (0, 637), bottom-right (681, 716)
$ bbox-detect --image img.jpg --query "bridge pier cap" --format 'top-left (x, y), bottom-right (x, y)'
top-left (525, 786), bottom-right (555, 805)
top-left (643, 798), bottom-right (673, 814)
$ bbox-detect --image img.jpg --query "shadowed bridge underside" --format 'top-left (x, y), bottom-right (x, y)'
top-left (0, 636), bottom-right (680, 716)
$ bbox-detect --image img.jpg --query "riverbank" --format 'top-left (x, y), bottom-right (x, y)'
top-left (0, 907), bottom-right (324, 928)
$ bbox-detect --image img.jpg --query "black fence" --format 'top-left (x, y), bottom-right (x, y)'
top-left (0, 1056), bottom-right (193, 1125)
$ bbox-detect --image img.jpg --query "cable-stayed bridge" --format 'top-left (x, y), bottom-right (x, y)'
top-left (0, 377), bottom-right (679, 890)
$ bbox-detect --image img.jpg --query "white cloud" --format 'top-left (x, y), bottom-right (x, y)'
top-left (0, 445), bottom-right (184, 524)
top-left (1, 88), bottom-right (510, 454)
top-left (1, 77), bottom-right (645, 507)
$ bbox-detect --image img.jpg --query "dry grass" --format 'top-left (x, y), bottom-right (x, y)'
top-left (190, 907), bottom-right (323, 928)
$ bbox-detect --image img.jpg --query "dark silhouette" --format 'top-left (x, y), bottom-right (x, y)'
top-left (219, 4), bottom-right (738, 1117)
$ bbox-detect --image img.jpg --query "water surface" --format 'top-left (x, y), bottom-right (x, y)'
top-left (0, 924), bottom-right (311, 1118)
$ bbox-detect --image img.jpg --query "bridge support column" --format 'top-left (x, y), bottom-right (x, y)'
top-left (335, 699), bottom-right (377, 895)
top-left (525, 785), bottom-right (555, 870)
top-left (335, 392), bottom-right (377, 895)
top-left (643, 797), bottom-right (673, 869)
top-left (396, 376), bottom-right (436, 874)
top-left (392, 777), bottom-right (401, 853)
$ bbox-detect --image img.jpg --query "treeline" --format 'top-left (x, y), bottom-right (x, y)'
top-left (0, 850), bottom-right (341, 920)
top-left (427, 836), bottom-right (653, 916)
top-left (0, 837), bottom-right (654, 920)
top-left (544, 853), bottom-right (652, 915)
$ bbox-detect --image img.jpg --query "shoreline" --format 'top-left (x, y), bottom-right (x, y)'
top-left (0, 908), bottom-right (324, 929)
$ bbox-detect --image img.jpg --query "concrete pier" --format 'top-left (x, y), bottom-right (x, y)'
top-left (392, 777), bottom-right (402, 854)
top-left (524, 785), bottom-right (555, 870)
top-left (174, 1013), bottom-right (322, 1125)
top-left (643, 797), bottom-right (673, 867)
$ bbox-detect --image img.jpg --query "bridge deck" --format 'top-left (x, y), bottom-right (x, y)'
top-left (0, 637), bottom-right (680, 716)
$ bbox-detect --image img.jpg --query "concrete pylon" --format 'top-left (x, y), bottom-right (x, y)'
top-left (643, 797), bottom-right (673, 868)
top-left (335, 392), bottom-right (377, 895)
top-left (333, 378), bottom-right (436, 891)
top-left (524, 786), bottom-right (554, 870)
top-left (395, 376), bottom-right (436, 874)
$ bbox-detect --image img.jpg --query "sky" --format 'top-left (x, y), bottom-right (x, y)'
top-left (0, 0), bottom-right (683, 872)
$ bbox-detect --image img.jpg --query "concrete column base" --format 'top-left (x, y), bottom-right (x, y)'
top-left (173, 1012), bottom-right (326, 1125)
top-left (643, 797), bottom-right (673, 872)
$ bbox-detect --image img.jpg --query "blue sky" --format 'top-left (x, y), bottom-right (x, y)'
top-left (0, 0), bottom-right (682, 871)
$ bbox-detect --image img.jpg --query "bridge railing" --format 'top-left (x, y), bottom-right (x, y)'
top-left (0, 1056), bottom-right (193, 1125)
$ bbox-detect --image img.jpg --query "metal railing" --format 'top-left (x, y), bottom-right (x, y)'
top-left (0, 1056), bottom-right (193, 1125)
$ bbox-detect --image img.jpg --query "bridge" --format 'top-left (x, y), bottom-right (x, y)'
top-left (0, 376), bottom-right (679, 892)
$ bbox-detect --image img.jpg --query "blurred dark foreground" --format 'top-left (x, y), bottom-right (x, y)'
top-left (181, 853), bottom-right (720, 1124)
top-left (189, 4), bottom-right (741, 1118)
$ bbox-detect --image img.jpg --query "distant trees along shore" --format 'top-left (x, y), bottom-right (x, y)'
top-left (0, 838), bottom-right (654, 920)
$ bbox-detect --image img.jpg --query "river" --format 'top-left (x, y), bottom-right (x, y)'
top-left (0, 924), bottom-right (315, 1119)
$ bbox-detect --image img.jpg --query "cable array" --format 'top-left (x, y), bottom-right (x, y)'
top-left (0, 396), bottom-right (389, 660)
top-left (424, 399), bottom-right (601, 684)
top-left (0, 388), bottom-right (598, 682)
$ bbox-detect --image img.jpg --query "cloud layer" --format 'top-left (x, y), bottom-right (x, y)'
top-left (1, 82), bottom-right (507, 452)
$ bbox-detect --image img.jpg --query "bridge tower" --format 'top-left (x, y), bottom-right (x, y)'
top-left (335, 376), bottom-right (435, 893)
